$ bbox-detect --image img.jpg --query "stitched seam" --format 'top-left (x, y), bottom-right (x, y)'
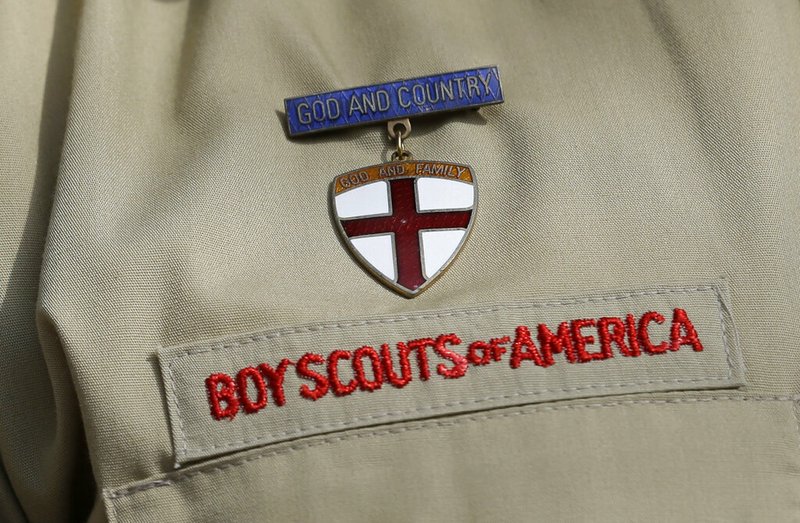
top-left (184, 377), bottom-right (734, 454)
top-left (107, 395), bottom-right (798, 500)
top-left (712, 287), bottom-right (733, 380)
top-left (168, 285), bottom-right (733, 457)
top-left (166, 362), bottom-right (188, 458)
top-left (105, 488), bottom-right (118, 523)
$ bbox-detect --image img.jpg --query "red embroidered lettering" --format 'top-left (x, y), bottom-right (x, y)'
top-left (407, 338), bottom-right (434, 380)
top-left (467, 340), bottom-right (492, 365)
top-left (353, 346), bottom-right (384, 391)
top-left (670, 308), bottom-right (704, 352)
top-left (236, 367), bottom-right (268, 414)
top-left (206, 373), bottom-right (239, 420)
top-left (571, 318), bottom-right (609, 362)
top-left (624, 314), bottom-right (642, 356)
top-left (258, 359), bottom-right (293, 407)
top-left (381, 343), bottom-right (412, 388)
top-left (537, 322), bottom-right (577, 365)
top-left (203, 306), bottom-right (709, 416)
top-left (490, 337), bottom-right (510, 362)
top-left (434, 333), bottom-right (467, 378)
top-left (510, 326), bottom-right (548, 368)
top-left (328, 350), bottom-right (358, 396)
top-left (639, 311), bottom-right (668, 354)
top-left (296, 353), bottom-right (329, 400)
top-left (467, 336), bottom-right (509, 366)
top-left (597, 317), bottom-right (638, 358)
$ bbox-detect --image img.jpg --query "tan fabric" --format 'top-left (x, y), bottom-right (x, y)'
top-left (0, 1), bottom-right (93, 522)
top-left (106, 396), bottom-right (800, 522)
top-left (162, 283), bottom-right (744, 465)
top-left (1, 0), bottom-right (799, 521)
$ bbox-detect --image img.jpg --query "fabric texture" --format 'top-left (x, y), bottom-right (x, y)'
top-left (161, 283), bottom-right (744, 465)
top-left (1, 1), bottom-right (799, 521)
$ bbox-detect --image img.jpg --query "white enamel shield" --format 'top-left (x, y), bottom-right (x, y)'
top-left (331, 160), bottom-right (477, 297)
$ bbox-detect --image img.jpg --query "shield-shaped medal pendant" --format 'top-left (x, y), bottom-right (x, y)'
top-left (331, 160), bottom-right (477, 297)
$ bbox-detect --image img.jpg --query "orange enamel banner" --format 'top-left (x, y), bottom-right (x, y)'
top-left (334, 161), bottom-right (473, 194)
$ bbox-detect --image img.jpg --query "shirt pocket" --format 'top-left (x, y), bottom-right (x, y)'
top-left (157, 282), bottom-right (742, 467)
top-left (101, 281), bottom-right (780, 523)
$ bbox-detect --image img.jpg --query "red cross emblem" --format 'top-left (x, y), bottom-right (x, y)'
top-left (332, 160), bottom-right (477, 297)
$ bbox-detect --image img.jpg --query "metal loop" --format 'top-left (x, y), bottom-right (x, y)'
top-left (387, 118), bottom-right (411, 140)
top-left (391, 149), bottom-right (413, 161)
top-left (388, 118), bottom-right (412, 161)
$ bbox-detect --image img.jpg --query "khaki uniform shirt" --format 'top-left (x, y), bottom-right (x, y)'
top-left (2, 1), bottom-right (799, 521)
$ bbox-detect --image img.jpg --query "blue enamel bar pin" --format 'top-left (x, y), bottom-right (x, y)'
top-left (285, 66), bottom-right (504, 298)
top-left (284, 66), bottom-right (503, 136)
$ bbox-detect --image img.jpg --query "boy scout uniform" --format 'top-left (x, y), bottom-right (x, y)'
top-left (2, 1), bottom-right (799, 521)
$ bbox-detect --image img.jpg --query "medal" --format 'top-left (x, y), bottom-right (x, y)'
top-left (284, 66), bottom-right (504, 297)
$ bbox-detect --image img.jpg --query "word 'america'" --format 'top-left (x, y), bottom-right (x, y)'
top-left (205, 308), bottom-right (703, 421)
